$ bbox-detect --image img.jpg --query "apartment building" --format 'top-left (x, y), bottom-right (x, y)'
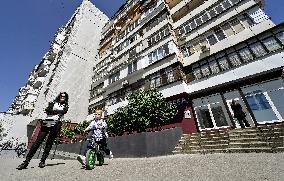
top-left (88, 0), bottom-right (284, 133)
top-left (8, 0), bottom-right (108, 123)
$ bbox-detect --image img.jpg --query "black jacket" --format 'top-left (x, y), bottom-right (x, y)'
top-left (231, 103), bottom-right (246, 119)
top-left (45, 101), bottom-right (69, 116)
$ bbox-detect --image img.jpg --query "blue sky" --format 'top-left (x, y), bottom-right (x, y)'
top-left (0, 0), bottom-right (284, 112)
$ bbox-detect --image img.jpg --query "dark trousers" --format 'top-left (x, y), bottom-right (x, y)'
top-left (236, 117), bottom-right (250, 128)
top-left (26, 122), bottom-right (62, 162)
top-left (80, 131), bottom-right (110, 156)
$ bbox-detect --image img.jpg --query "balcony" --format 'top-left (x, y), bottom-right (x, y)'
top-left (33, 77), bottom-right (45, 89)
top-left (20, 101), bottom-right (35, 114)
top-left (144, 68), bottom-right (183, 90)
top-left (37, 67), bottom-right (49, 77)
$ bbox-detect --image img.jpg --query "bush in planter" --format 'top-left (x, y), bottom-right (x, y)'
top-left (106, 88), bottom-right (177, 135)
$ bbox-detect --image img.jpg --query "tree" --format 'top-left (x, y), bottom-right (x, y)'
top-left (106, 88), bottom-right (177, 135)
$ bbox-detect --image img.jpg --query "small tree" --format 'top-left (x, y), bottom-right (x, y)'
top-left (106, 88), bottom-right (177, 135)
top-left (0, 122), bottom-right (7, 141)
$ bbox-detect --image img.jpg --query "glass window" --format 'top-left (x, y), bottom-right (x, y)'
top-left (276, 31), bottom-right (284, 44)
top-left (238, 47), bottom-right (253, 62)
top-left (249, 42), bottom-right (267, 57)
top-left (222, 23), bottom-right (234, 37)
top-left (184, 24), bottom-right (191, 34)
top-left (182, 47), bottom-right (190, 57)
top-left (195, 107), bottom-right (214, 129)
top-left (246, 95), bottom-right (259, 110)
top-left (164, 44), bottom-right (170, 55)
top-left (230, 18), bottom-right (244, 33)
top-left (255, 93), bottom-right (271, 110)
top-left (193, 67), bottom-right (202, 80)
top-left (215, 4), bottom-right (224, 14)
top-left (202, 13), bottom-right (210, 22)
top-left (262, 37), bottom-right (282, 52)
top-left (228, 52), bottom-right (242, 66)
top-left (158, 48), bottom-right (164, 59)
top-left (222, 0), bottom-right (232, 9)
top-left (230, 0), bottom-right (240, 5)
top-left (179, 27), bottom-right (185, 35)
top-left (215, 28), bottom-right (226, 41)
top-left (128, 64), bottom-right (132, 74)
top-left (195, 17), bottom-right (203, 26)
top-left (207, 34), bottom-right (218, 45)
top-left (209, 60), bottom-right (220, 74)
top-left (209, 9), bottom-right (217, 18)
top-left (201, 63), bottom-right (211, 77)
top-left (191, 21), bottom-right (197, 29)
top-left (218, 57), bottom-right (230, 71)
top-left (148, 54), bottom-right (153, 64)
top-left (240, 14), bottom-right (255, 28)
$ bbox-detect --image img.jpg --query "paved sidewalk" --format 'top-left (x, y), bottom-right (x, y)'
top-left (0, 153), bottom-right (284, 181)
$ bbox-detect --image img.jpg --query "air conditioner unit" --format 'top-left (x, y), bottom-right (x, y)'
top-left (201, 45), bottom-right (210, 53)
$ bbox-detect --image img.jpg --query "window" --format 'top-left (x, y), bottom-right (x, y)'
top-left (195, 17), bottom-right (203, 26)
top-left (193, 67), bottom-right (202, 80)
top-left (249, 42), bottom-right (267, 57)
top-left (262, 37), bottom-right (282, 52)
top-left (207, 34), bottom-right (218, 45)
top-left (230, 0), bottom-right (240, 5)
top-left (222, 0), bottom-right (232, 9)
top-left (184, 24), bottom-right (191, 34)
top-left (201, 62), bottom-right (211, 77)
top-left (215, 4), bottom-right (224, 14)
top-left (109, 72), bottom-right (120, 84)
top-left (209, 60), bottom-right (220, 74)
top-left (240, 14), bottom-right (254, 28)
top-left (215, 28), bottom-right (226, 41)
top-left (191, 21), bottom-right (197, 29)
top-left (228, 52), bottom-right (242, 67)
top-left (276, 31), bottom-right (284, 44)
top-left (238, 47), bottom-right (253, 62)
top-left (222, 23), bottom-right (234, 37)
top-left (209, 9), bottom-right (217, 18)
top-left (230, 18), bottom-right (244, 34)
top-left (128, 61), bottom-right (137, 74)
top-left (202, 13), bottom-right (210, 22)
top-left (218, 57), bottom-right (230, 71)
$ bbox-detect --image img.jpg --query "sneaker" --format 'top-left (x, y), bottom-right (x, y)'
top-left (77, 155), bottom-right (86, 165)
top-left (16, 161), bottom-right (29, 170)
top-left (38, 161), bottom-right (46, 168)
top-left (109, 151), bottom-right (113, 160)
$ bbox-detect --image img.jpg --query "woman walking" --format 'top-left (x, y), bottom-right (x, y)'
top-left (17, 92), bottom-right (69, 170)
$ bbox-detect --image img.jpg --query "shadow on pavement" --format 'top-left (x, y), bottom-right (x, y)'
top-left (45, 162), bottom-right (65, 167)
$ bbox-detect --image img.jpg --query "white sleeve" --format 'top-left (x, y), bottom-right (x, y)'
top-left (84, 120), bottom-right (96, 132)
top-left (102, 120), bottom-right (107, 128)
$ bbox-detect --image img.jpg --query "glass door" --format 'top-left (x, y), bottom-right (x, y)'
top-left (193, 94), bottom-right (231, 130)
top-left (223, 90), bottom-right (255, 128)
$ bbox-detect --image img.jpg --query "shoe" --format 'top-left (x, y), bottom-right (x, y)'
top-left (16, 161), bottom-right (29, 170)
top-left (109, 151), bottom-right (113, 160)
top-left (38, 161), bottom-right (46, 168)
top-left (77, 155), bottom-right (86, 166)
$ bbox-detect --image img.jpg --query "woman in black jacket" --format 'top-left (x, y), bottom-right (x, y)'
top-left (17, 92), bottom-right (69, 170)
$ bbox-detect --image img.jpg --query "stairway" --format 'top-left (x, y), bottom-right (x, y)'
top-left (173, 123), bottom-right (284, 154)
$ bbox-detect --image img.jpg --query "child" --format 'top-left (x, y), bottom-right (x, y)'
top-left (77, 109), bottom-right (113, 166)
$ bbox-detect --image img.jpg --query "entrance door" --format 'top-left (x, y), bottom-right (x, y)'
top-left (223, 90), bottom-right (255, 128)
top-left (193, 94), bottom-right (231, 130)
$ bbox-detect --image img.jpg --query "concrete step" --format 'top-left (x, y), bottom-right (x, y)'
top-left (227, 147), bottom-right (273, 153)
top-left (201, 144), bottom-right (229, 150)
top-left (229, 142), bottom-right (268, 148)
